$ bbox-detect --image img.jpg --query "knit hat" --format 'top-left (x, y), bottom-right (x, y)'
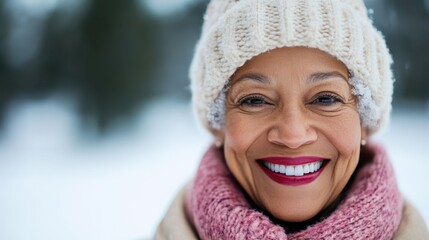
top-left (190, 0), bottom-right (394, 135)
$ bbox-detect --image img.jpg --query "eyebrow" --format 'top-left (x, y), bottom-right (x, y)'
top-left (307, 71), bottom-right (348, 83)
top-left (231, 71), bottom-right (348, 87)
top-left (231, 72), bottom-right (270, 86)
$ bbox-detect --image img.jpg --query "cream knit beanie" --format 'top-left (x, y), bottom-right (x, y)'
top-left (190, 0), bottom-right (394, 135)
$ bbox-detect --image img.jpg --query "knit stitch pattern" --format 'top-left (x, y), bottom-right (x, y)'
top-left (187, 142), bottom-right (403, 239)
top-left (190, 0), bottom-right (394, 135)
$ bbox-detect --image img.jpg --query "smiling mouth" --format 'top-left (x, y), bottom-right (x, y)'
top-left (257, 156), bottom-right (329, 185)
top-left (262, 160), bottom-right (325, 177)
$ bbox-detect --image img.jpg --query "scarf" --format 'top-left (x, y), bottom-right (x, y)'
top-left (186, 142), bottom-right (403, 239)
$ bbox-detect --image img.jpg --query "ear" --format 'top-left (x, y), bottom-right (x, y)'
top-left (211, 128), bottom-right (225, 147)
top-left (360, 126), bottom-right (369, 145)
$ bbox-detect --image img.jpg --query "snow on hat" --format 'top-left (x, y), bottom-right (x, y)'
top-left (190, 0), bottom-right (394, 135)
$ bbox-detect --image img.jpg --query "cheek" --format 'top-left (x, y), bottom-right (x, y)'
top-left (222, 113), bottom-right (264, 197)
top-left (224, 113), bottom-right (261, 152)
top-left (323, 113), bottom-right (363, 154)
top-left (322, 113), bottom-right (362, 185)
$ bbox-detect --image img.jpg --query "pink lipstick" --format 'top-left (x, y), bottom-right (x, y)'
top-left (258, 156), bottom-right (328, 186)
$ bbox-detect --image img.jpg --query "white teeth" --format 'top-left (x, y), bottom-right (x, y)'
top-left (279, 165), bottom-right (286, 174)
top-left (303, 164), bottom-right (310, 174)
top-left (294, 165), bottom-right (304, 176)
top-left (264, 161), bottom-right (324, 176)
top-left (309, 163), bottom-right (315, 172)
top-left (285, 166), bottom-right (294, 175)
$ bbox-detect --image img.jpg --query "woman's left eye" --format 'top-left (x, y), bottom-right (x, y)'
top-left (311, 94), bottom-right (343, 105)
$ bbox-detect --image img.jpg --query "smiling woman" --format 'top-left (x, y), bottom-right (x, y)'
top-left (221, 47), bottom-right (364, 224)
top-left (155, 0), bottom-right (429, 239)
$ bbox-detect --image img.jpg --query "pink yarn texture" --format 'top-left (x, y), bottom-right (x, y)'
top-left (186, 142), bottom-right (403, 239)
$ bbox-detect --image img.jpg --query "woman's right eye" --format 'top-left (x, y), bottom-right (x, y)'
top-left (238, 95), bottom-right (270, 107)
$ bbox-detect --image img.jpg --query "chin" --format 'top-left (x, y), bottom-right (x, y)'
top-left (273, 211), bottom-right (318, 223)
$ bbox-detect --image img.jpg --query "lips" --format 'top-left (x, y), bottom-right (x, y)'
top-left (258, 156), bottom-right (328, 186)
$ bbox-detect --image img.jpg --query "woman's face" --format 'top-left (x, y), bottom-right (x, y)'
top-left (219, 47), bottom-right (366, 222)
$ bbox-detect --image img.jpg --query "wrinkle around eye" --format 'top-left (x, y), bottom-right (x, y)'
top-left (307, 98), bottom-right (358, 117)
top-left (227, 93), bottom-right (276, 115)
top-left (239, 95), bottom-right (271, 106)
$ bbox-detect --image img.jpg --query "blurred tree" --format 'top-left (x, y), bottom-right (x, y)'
top-left (0, 0), bottom-right (210, 133)
top-left (41, 0), bottom-right (160, 131)
top-left (0, 0), bottom-right (11, 127)
top-left (368, 0), bottom-right (429, 102)
top-left (0, 0), bottom-right (161, 132)
top-left (152, 1), bottom-right (208, 99)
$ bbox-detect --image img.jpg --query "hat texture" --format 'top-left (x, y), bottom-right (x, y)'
top-left (190, 0), bottom-right (394, 135)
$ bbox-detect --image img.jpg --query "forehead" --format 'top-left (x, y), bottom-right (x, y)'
top-left (231, 47), bottom-right (348, 82)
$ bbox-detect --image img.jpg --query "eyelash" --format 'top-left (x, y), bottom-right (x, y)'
top-left (238, 95), bottom-right (270, 107)
top-left (311, 93), bottom-right (343, 105)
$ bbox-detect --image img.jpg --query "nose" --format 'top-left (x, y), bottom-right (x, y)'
top-left (267, 110), bottom-right (317, 149)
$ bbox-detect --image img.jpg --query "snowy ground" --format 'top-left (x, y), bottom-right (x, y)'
top-left (0, 97), bottom-right (428, 239)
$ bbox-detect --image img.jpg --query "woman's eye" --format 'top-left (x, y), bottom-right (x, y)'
top-left (312, 94), bottom-right (343, 106)
top-left (239, 95), bottom-right (269, 107)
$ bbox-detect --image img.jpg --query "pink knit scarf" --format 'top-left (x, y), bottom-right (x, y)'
top-left (186, 142), bottom-right (403, 239)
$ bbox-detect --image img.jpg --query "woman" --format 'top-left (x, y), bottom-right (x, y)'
top-left (156, 0), bottom-right (428, 239)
